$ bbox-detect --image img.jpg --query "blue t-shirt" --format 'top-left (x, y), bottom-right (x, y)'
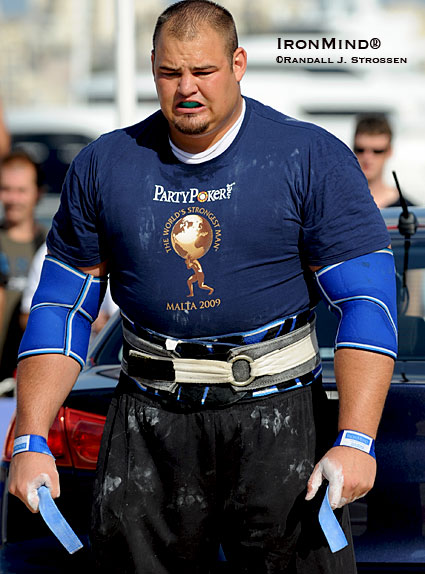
top-left (47, 97), bottom-right (390, 338)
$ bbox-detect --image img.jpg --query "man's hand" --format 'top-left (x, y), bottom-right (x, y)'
top-left (8, 452), bottom-right (59, 513)
top-left (8, 354), bottom-right (83, 514)
top-left (305, 446), bottom-right (376, 508)
top-left (305, 347), bottom-right (393, 509)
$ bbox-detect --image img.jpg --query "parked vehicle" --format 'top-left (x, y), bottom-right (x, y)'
top-left (4, 105), bottom-right (156, 229)
top-left (1, 206), bottom-right (425, 573)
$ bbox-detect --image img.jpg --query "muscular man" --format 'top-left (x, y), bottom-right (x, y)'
top-left (9, 2), bottom-right (396, 573)
top-left (185, 255), bottom-right (214, 296)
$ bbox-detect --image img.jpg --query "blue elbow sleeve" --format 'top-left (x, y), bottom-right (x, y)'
top-left (18, 256), bottom-right (108, 368)
top-left (315, 249), bottom-right (398, 359)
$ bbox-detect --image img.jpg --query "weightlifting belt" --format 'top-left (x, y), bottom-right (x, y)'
top-left (121, 316), bottom-right (320, 393)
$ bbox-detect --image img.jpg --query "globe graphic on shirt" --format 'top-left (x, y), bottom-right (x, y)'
top-left (171, 215), bottom-right (213, 260)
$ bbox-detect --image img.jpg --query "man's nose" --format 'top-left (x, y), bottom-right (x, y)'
top-left (178, 72), bottom-right (197, 96)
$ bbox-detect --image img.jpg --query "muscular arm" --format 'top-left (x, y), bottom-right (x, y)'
top-left (306, 262), bottom-right (395, 507)
top-left (314, 348), bottom-right (393, 506)
top-left (8, 260), bottom-right (107, 512)
top-left (335, 347), bottom-right (393, 439)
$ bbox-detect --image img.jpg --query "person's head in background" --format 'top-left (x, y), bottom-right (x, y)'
top-left (353, 115), bottom-right (399, 208)
top-left (0, 151), bottom-right (43, 235)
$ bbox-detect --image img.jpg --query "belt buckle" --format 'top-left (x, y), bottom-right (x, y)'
top-left (229, 354), bottom-right (255, 387)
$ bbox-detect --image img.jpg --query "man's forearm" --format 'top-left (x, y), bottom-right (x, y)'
top-left (15, 354), bottom-right (81, 438)
top-left (306, 347), bottom-right (394, 507)
top-left (334, 347), bottom-right (394, 438)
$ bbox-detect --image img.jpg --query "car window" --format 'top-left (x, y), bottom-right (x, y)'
top-left (88, 314), bottom-right (123, 366)
top-left (12, 133), bottom-right (93, 195)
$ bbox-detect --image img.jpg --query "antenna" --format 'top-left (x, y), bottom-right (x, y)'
top-left (392, 171), bottom-right (417, 238)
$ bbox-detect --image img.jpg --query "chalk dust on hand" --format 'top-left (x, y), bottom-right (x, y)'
top-left (306, 456), bottom-right (344, 508)
top-left (26, 473), bottom-right (53, 512)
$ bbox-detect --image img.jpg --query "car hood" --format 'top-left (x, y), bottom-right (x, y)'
top-left (321, 359), bottom-right (425, 385)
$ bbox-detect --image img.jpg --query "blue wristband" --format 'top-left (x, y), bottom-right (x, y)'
top-left (334, 430), bottom-right (376, 459)
top-left (12, 434), bottom-right (54, 459)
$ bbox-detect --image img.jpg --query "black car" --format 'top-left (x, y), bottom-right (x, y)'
top-left (1, 206), bottom-right (425, 573)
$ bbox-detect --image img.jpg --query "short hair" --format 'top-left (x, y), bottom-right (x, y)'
top-left (0, 150), bottom-right (43, 189)
top-left (354, 115), bottom-right (393, 143)
top-left (152, 0), bottom-right (238, 65)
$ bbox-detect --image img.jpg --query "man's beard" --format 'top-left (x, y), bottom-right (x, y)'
top-left (173, 116), bottom-right (210, 135)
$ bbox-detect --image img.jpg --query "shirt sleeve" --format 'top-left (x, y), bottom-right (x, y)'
top-left (46, 142), bottom-right (106, 268)
top-left (301, 134), bottom-right (390, 266)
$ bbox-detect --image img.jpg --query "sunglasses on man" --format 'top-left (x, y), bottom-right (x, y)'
top-left (354, 146), bottom-right (390, 155)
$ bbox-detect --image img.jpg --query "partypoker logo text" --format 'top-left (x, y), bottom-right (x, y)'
top-left (153, 182), bottom-right (235, 204)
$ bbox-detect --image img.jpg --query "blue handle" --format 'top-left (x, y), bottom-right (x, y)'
top-left (38, 485), bottom-right (83, 554)
top-left (318, 485), bottom-right (348, 553)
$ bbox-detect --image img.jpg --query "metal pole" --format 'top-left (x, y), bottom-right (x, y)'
top-left (70, 0), bottom-right (92, 104)
top-left (115, 0), bottom-right (136, 127)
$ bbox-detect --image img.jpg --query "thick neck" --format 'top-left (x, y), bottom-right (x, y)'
top-left (170, 98), bottom-right (246, 164)
top-left (169, 95), bottom-right (244, 154)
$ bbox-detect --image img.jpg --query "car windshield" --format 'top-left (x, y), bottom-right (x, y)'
top-left (316, 234), bottom-right (425, 361)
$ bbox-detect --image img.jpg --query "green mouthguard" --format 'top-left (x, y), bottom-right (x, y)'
top-left (180, 102), bottom-right (200, 108)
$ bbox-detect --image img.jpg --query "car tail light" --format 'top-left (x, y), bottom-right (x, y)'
top-left (64, 408), bottom-right (106, 470)
top-left (2, 407), bottom-right (72, 466)
top-left (47, 407), bottom-right (73, 465)
top-left (2, 407), bottom-right (106, 470)
top-left (2, 413), bottom-right (16, 462)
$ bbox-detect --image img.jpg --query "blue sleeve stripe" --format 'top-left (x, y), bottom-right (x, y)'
top-left (315, 250), bottom-right (398, 359)
top-left (316, 281), bottom-right (397, 341)
top-left (64, 275), bottom-right (93, 358)
top-left (314, 282), bottom-right (344, 343)
top-left (75, 308), bottom-right (93, 322)
top-left (316, 248), bottom-right (394, 277)
top-left (46, 255), bottom-right (107, 284)
top-left (332, 295), bottom-right (398, 338)
top-left (336, 342), bottom-right (397, 360)
top-left (31, 302), bottom-right (71, 312)
top-left (18, 257), bottom-right (107, 369)
top-left (318, 295), bottom-right (398, 355)
top-left (30, 302), bottom-right (94, 323)
top-left (18, 348), bottom-right (85, 368)
top-left (316, 262), bottom-right (343, 276)
top-left (315, 280), bottom-right (342, 315)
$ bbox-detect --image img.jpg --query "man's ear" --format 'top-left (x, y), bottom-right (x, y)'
top-left (151, 50), bottom-right (155, 76)
top-left (233, 47), bottom-right (247, 83)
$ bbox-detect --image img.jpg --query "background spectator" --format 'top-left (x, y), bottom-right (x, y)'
top-left (0, 151), bottom-right (46, 380)
top-left (353, 115), bottom-right (413, 208)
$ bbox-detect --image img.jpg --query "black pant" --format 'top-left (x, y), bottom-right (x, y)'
top-left (91, 376), bottom-right (356, 573)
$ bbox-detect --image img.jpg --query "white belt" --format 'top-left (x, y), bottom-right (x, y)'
top-left (128, 328), bottom-right (319, 387)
